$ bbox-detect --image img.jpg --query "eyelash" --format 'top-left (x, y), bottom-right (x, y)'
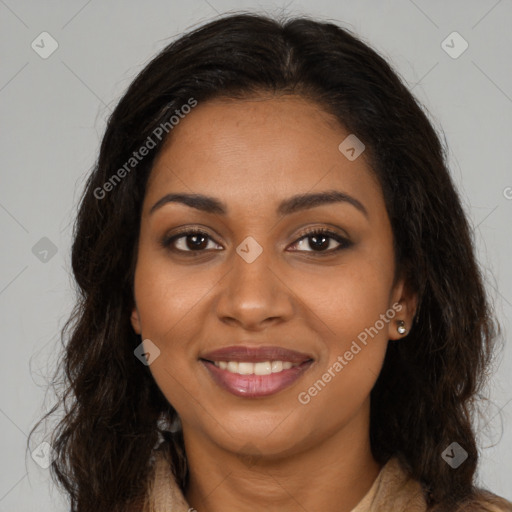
top-left (160, 227), bottom-right (352, 256)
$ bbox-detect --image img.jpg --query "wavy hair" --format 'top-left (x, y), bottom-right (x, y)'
top-left (29, 11), bottom-right (510, 512)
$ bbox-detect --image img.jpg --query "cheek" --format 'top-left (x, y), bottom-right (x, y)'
top-left (292, 254), bottom-right (394, 404)
top-left (133, 247), bottom-right (218, 340)
top-left (293, 256), bottom-right (395, 343)
top-left (295, 275), bottom-right (391, 432)
top-left (132, 252), bottom-right (211, 409)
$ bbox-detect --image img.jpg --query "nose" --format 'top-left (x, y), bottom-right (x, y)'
top-left (214, 242), bottom-right (295, 331)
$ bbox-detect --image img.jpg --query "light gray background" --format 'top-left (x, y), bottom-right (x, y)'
top-left (1, 1), bottom-right (511, 510)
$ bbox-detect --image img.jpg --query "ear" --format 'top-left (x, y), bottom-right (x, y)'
top-left (388, 276), bottom-right (418, 341)
top-left (130, 304), bottom-right (142, 335)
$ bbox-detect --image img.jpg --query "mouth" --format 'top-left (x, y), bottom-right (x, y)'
top-left (199, 345), bottom-right (314, 398)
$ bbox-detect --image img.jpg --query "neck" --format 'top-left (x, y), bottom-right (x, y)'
top-left (183, 402), bottom-right (380, 512)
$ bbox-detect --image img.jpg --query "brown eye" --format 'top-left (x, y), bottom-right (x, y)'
top-left (161, 227), bottom-right (351, 256)
top-left (289, 228), bottom-right (352, 254)
top-left (162, 230), bottom-right (222, 252)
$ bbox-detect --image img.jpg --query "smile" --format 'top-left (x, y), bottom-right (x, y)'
top-left (200, 345), bottom-right (314, 398)
top-left (212, 360), bottom-right (300, 375)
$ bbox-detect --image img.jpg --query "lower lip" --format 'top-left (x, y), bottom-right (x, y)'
top-left (201, 360), bottom-right (313, 398)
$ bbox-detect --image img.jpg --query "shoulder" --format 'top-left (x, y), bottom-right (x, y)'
top-left (351, 457), bottom-right (427, 511)
top-left (143, 446), bottom-right (191, 512)
top-left (368, 458), bottom-right (512, 512)
top-left (456, 491), bottom-right (512, 512)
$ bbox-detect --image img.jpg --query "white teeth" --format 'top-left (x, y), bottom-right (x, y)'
top-left (254, 362), bottom-right (272, 375)
top-left (271, 361), bottom-right (282, 372)
top-left (212, 360), bottom-right (300, 375)
top-left (238, 362), bottom-right (254, 375)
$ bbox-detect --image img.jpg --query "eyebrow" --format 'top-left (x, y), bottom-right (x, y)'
top-left (149, 190), bottom-right (368, 218)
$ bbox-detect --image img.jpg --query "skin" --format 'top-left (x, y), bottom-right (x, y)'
top-left (130, 94), bottom-right (417, 512)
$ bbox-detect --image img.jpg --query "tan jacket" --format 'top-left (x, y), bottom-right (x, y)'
top-left (144, 449), bottom-right (512, 512)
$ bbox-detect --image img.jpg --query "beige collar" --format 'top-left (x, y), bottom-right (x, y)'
top-left (145, 450), bottom-right (427, 512)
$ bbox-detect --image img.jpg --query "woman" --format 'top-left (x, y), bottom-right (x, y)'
top-left (29, 12), bottom-right (512, 512)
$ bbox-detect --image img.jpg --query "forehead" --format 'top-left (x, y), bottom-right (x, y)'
top-left (144, 95), bottom-right (383, 217)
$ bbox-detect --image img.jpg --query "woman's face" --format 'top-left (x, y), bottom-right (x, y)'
top-left (131, 95), bottom-right (415, 458)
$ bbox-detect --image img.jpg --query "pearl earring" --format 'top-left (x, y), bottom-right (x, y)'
top-left (397, 320), bottom-right (407, 335)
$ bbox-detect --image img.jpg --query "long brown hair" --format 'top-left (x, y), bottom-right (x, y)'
top-left (29, 12), bottom-right (510, 511)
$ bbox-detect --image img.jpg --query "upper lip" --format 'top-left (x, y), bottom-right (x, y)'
top-left (200, 345), bottom-right (314, 363)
